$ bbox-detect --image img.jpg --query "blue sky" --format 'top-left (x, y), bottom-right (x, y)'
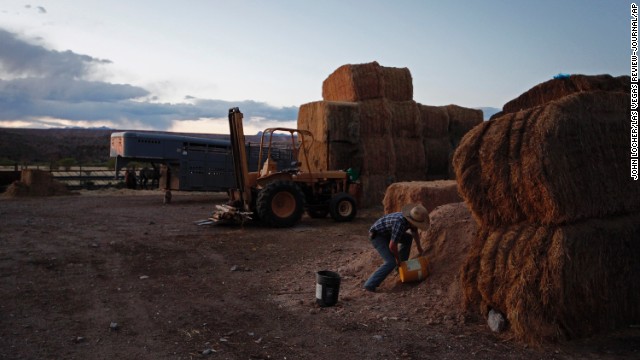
top-left (0, 0), bottom-right (630, 134)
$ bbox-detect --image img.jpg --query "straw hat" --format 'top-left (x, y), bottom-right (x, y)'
top-left (401, 203), bottom-right (430, 230)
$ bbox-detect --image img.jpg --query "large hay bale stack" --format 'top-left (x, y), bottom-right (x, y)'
top-left (502, 74), bottom-right (629, 115)
top-left (461, 214), bottom-right (640, 344)
top-left (382, 180), bottom-right (461, 214)
top-left (299, 62), bottom-right (486, 207)
top-left (453, 91), bottom-right (636, 229)
top-left (322, 62), bottom-right (413, 102)
top-left (455, 80), bottom-right (639, 344)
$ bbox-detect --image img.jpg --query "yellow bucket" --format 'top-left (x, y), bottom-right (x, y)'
top-left (398, 256), bottom-right (429, 283)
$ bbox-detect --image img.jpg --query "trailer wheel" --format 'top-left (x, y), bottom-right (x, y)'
top-left (256, 181), bottom-right (304, 227)
top-left (329, 192), bottom-right (357, 222)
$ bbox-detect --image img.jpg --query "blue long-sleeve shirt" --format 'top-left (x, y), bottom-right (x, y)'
top-left (369, 212), bottom-right (410, 243)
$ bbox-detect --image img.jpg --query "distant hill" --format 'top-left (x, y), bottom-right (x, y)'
top-left (0, 128), bottom-right (269, 165)
top-left (476, 107), bottom-right (501, 120)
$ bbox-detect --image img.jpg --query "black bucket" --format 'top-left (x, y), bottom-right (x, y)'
top-left (315, 270), bottom-right (341, 307)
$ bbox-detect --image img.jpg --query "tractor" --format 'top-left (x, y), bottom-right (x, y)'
top-left (211, 107), bottom-right (358, 227)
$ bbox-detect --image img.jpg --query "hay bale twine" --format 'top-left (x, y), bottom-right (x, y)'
top-left (382, 180), bottom-right (462, 214)
top-left (502, 74), bottom-right (630, 114)
top-left (419, 104), bottom-right (449, 138)
top-left (461, 213), bottom-right (640, 344)
top-left (453, 91), bottom-right (636, 228)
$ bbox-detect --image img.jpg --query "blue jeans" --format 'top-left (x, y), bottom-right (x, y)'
top-left (363, 232), bottom-right (412, 290)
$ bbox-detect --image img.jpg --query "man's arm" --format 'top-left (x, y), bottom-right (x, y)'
top-left (388, 241), bottom-right (400, 264)
top-left (412, 228), bottom-right (424, 256)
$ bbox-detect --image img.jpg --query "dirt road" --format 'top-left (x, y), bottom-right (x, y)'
top-left (0, 190), bottom-right (637, 359)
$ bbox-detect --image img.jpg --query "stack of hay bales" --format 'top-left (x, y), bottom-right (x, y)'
top-left (453, 76), bottom-right (639, 344)
top-left (298, 61), bottom-right (482, 207)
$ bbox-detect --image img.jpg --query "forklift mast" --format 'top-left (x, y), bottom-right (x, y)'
top-left (228, 107), bottom-right (251, 210)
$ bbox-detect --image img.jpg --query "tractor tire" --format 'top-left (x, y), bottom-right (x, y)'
top-left (256, 181), bottom-right (305, 227)
top-left (329, 192), bottom-right (357, 222)
top-left (306, 208), bottom-right (329, 218)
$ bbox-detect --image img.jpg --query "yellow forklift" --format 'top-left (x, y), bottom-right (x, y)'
top-left (211, 107), bottom-right (358, 227)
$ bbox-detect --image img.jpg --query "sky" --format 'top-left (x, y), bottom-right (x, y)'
top-left (0, 0), bottom-right (631, 134)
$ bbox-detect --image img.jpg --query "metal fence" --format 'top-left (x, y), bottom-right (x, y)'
top-left (0, 166), bottom-right (123, 191)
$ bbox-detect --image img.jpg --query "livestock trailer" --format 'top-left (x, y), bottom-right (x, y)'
top-left (110, 131), bottom-right (293, 194)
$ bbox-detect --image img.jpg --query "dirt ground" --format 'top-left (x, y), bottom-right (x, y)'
top-left (0, 190), bottom-right (638, 360)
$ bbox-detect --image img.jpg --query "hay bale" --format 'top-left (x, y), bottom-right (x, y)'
top-left (297, 101), bottom-right (360, 144)
top-left (419, 104), bottom-right (449, 138)
top-left (424, 137), bottom-right (452, 176)
top-left (358, 99), bottom-right (391, 137)
top-left (328, 142), bottom-right (362, 171)
top-left (445, 104), bottom-right (483, 144)
top-left (389, 100), bottom-right (421, 138)
top-left (382, 180), bottom-right (462, 214)
top-left (322, 62), bottom-right (414, 102)
top-left (360, 136), bottom-right (395, 175)
top-left (360, 174), bottom-right (395, 207)
top-left (393, 137), bottom-right (426, 180)
top-left (453, 91), bottom-right (637, 228)
top-left (322, 62), bottom-right (384, 102)
top-left (461, 213), bottom-right (640, 344)
top-left (502, 74), bottom-right (630, 114)
top-left (298, 140), bottom-right (361, 173)
top-left (380, 66), bottom-right (413, 101)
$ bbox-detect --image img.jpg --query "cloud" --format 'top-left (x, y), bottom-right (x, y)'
top-left (0, 28), bottom-right (298, 132)
top-left (23, 5), bottom-right (46, 14)
top-left (0, 28), bottom-right (109, 78)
